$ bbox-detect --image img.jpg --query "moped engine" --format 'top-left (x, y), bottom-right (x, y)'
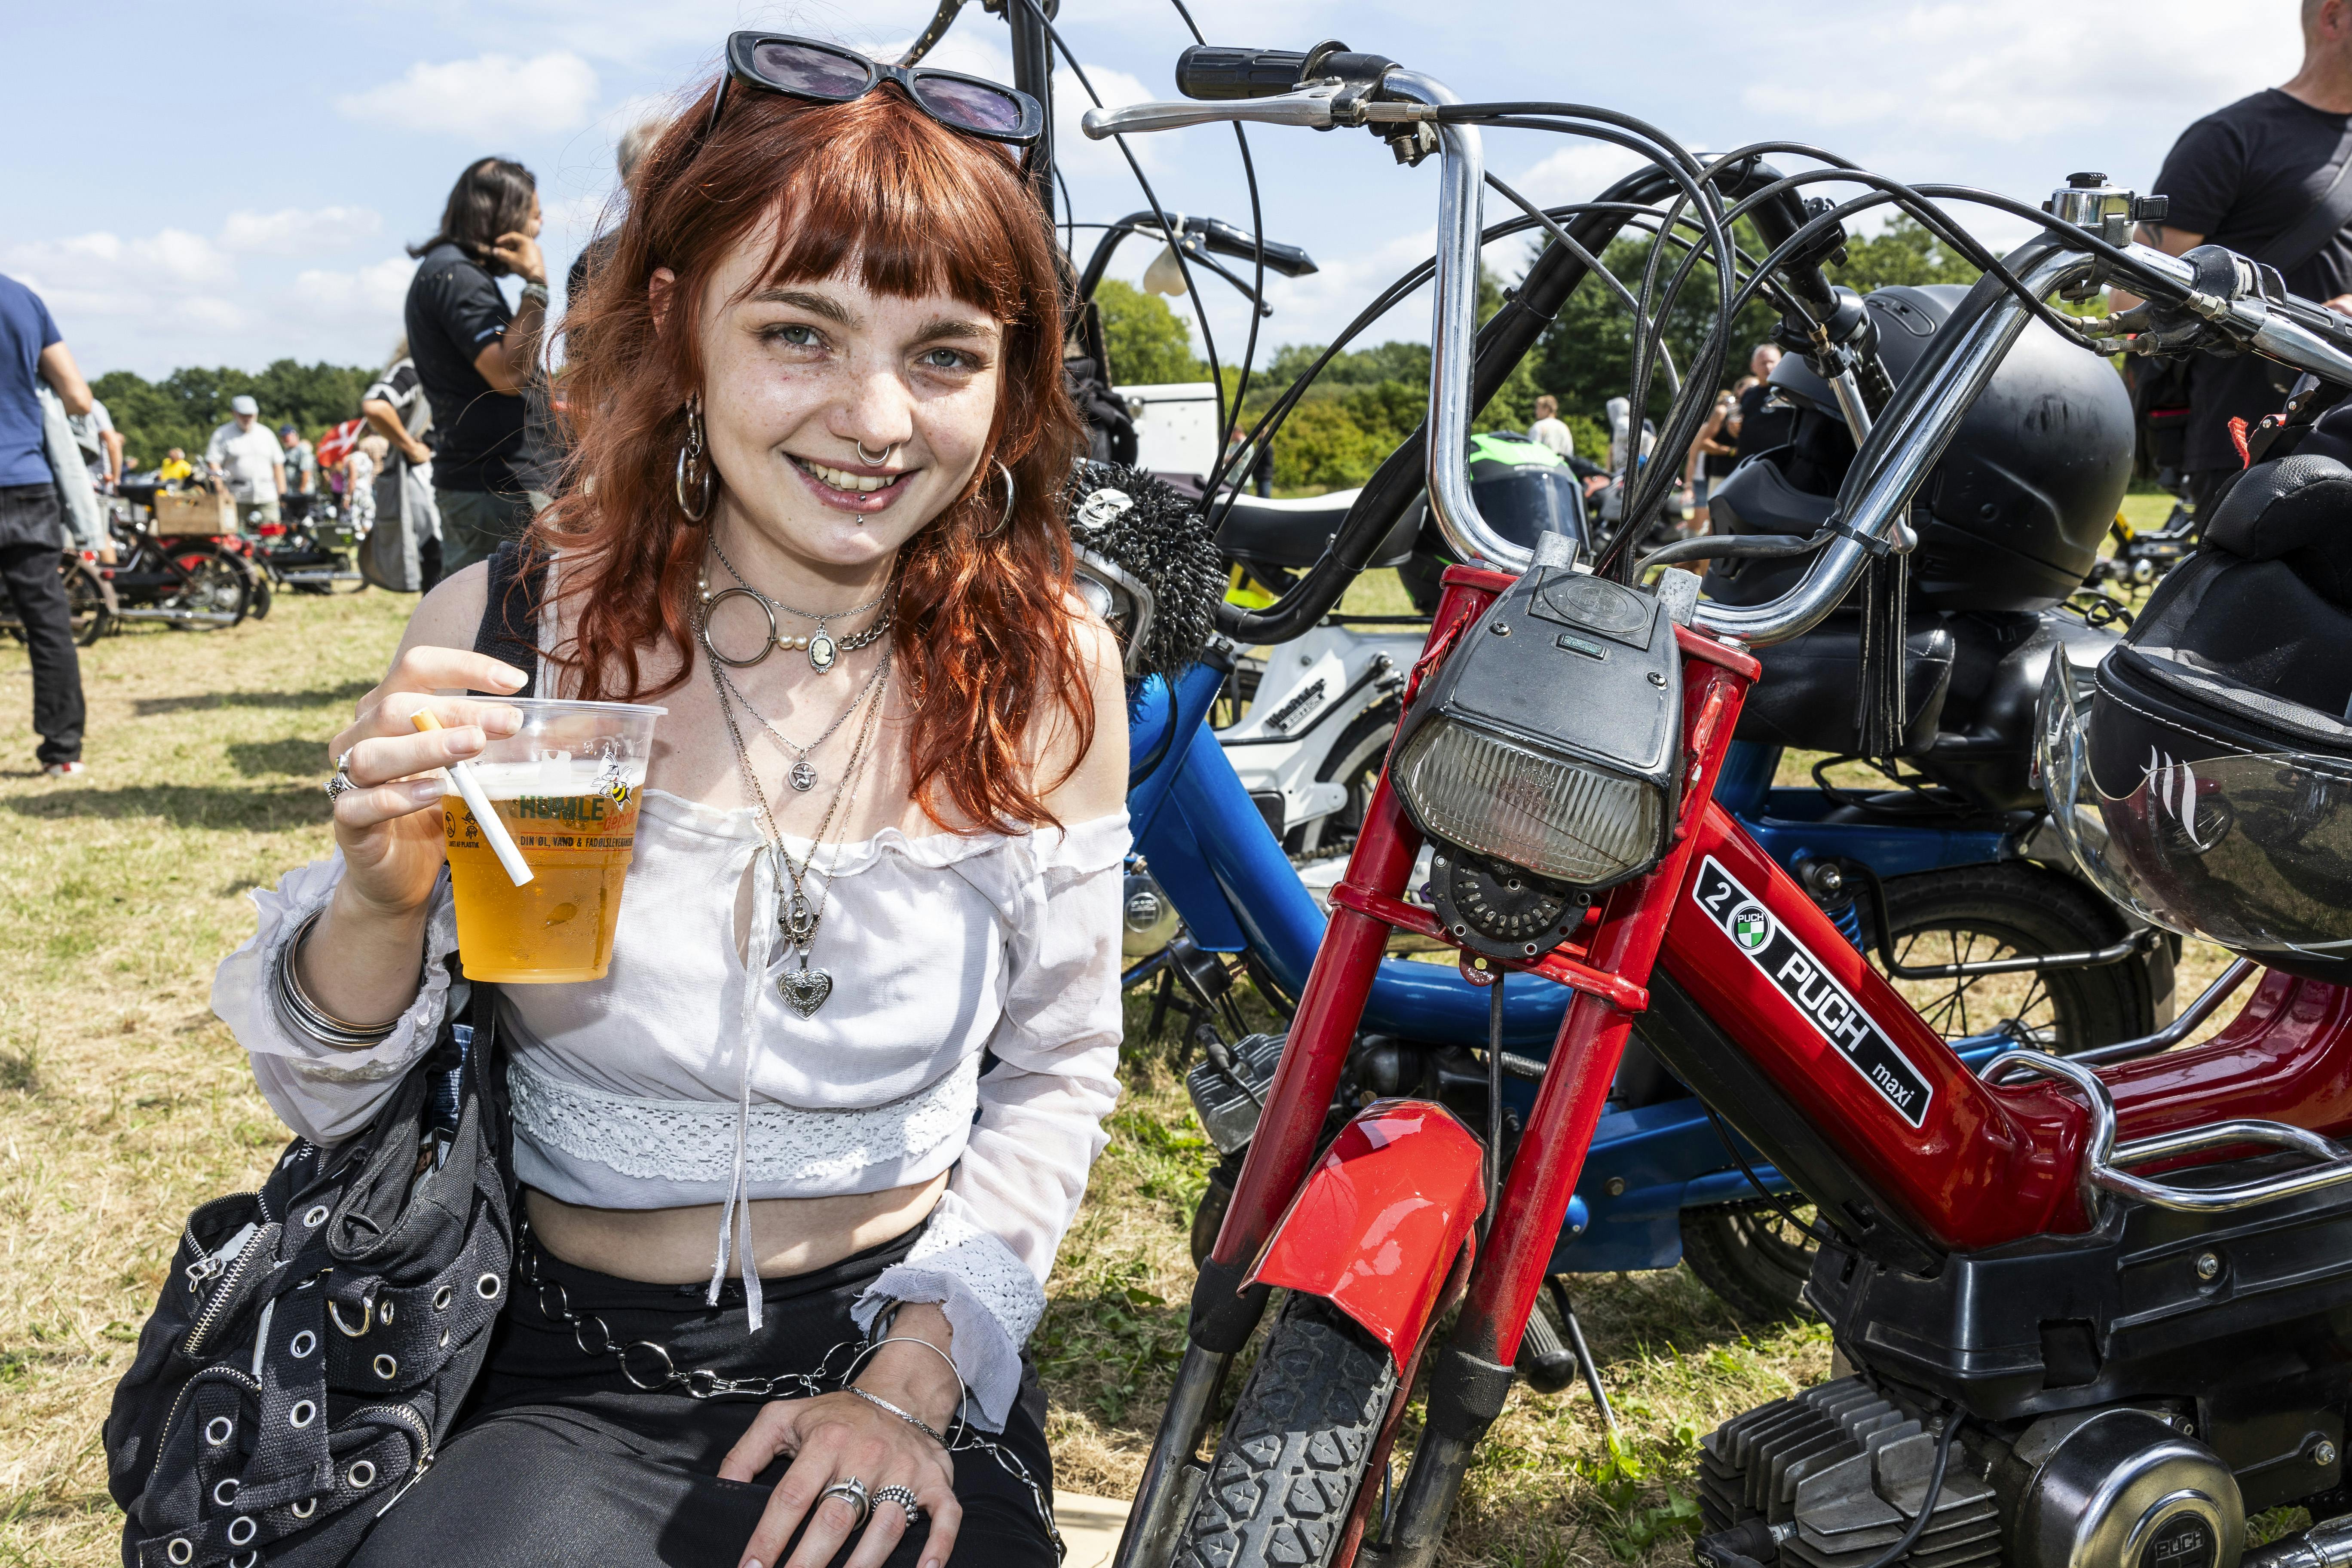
top-left (1697, 1380), bottom-right (2244, 1568)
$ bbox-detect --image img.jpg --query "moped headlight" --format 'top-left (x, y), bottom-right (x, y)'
top-left (1393, 716), bottom-right (1664, 887)
top-left (1387, 550), bottom-right (1682, 955)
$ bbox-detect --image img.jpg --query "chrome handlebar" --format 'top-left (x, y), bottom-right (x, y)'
top-left (1082, 79), bottom-right (2352, 648)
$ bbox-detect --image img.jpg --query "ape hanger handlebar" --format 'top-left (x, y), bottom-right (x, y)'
top-left (1084, 57), bottom-right (2352, 649)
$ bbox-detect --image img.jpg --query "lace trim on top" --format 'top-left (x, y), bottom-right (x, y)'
top-left (507, 1050), bottom-right (983, 1188)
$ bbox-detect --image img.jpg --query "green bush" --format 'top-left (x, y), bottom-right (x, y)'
top-left (1096, 279), bottom-right (1208, 386)
top-left (93, 361), bottom-right (380, 471)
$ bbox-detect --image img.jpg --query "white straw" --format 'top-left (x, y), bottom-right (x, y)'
top-left (448, 756), bottom-right (535, 887)
top-left (412, 711), bottom-right (535, 887)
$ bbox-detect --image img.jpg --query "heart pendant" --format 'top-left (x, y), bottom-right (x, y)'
top-left (778, 965), bottom-right (833, 1017)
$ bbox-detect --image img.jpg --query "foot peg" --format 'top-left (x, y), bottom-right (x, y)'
top-left (1513, 1300), bottom-right (1581, 1394)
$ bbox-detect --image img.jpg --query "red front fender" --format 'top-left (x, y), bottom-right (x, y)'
top-left (1245, 1099), bottom-right (1487, 1364)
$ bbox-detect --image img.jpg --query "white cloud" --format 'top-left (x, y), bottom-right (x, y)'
top-left (1740, 0), bottom-right (2297, 146)
top-left (1, 229), bottom-right (242, 336)
top-left (336, 52), bottom-right (601, 140)
top-left (220, 206), bottom-right (384, 255)
top-left (291, 257), bottom-right (417, 319)
top-left (1512, 144), bottom-right (1650, 208)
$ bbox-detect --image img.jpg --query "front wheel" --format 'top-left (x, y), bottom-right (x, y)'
top-left (1175, 1295), bottom-right (1397, 1568)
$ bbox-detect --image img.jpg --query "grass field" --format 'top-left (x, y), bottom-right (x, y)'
top-left (0, 537), bottom-right (2207, 1565)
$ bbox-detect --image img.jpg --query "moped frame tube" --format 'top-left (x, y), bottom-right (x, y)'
top-left (1447, 651), bottom-right (1757, 1369)
top-left (1200, 574), bottom-right (1498, 1279)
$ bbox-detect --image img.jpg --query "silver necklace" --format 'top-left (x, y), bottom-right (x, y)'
top-left (712, 642), bottom-right (891, 792)
top-left (710, 646), bottom-right (888, 1017)
top-left (699, 539), bottom-right (894, 674)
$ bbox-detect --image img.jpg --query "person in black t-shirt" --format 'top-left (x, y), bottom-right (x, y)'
top-left (403, 157), bottom-right (558, 576)
top-left (2128, 0), bottom-right (2352, 518)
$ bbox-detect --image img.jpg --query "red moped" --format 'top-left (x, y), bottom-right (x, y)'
top-left (1083, 52), bottom-right (2352, 1568)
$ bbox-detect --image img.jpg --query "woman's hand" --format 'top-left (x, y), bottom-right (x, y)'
top-left (491, 230), bottom-right (548, 288)
top-left (326, 646), bottom-right (527, 920)
top-left (722, 1393), bottom-right (960, 1568)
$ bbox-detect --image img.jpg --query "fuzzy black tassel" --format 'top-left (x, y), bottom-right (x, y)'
top-left (1062, 460), bottom-right (1227, 690)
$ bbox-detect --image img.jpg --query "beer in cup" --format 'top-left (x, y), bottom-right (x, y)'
top-left (441, 698), bottom-right (666, 982)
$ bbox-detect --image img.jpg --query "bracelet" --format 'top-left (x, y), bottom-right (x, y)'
top-left (519, 282), bottom-right (550, 306)
top-left (272, 909), bottom-right (406, 1047)
top-left (846, 1385), bottom-right (948, 1449)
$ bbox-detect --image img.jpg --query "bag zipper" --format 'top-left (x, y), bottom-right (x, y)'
top-left (151, 1364), bottom-right (263, 1471)
top-left (349, 1403), bottom-right (434, 1517)
top-left (182, 1228), bottom-right (270, 1359)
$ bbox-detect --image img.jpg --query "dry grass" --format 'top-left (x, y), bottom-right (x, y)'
top-left (0, 592), bottom-right (403, 1565)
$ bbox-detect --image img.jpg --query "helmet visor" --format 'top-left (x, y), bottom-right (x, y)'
top-left (2038, 658), bottom-right (2352, 974)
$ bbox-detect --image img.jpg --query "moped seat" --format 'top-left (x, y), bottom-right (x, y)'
top-left (1733, 608), bottom-right (1956, 758)
top-left (1213, 489), bottom-right (1420, 572)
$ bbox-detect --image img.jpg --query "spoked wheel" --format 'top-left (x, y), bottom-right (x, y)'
top-left (1286, 697), bottom-right (1400, 858)
top-left (1681, 1198), bottom-right (1822, 1325)
top-left (166, 553), bottom-right (250, 629)
top-left (65, 558), bottom-right (117, 645)
top-left (1174, 1295), bottom-right (1397, 1568)
top-left (1868, 862), bottom-right (2153, 1051)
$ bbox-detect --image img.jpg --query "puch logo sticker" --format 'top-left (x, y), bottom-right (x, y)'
top-left (1691, 855), bottom-right (1933, 1128)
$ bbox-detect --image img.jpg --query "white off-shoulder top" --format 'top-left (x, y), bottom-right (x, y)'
top-left (214, 788), bottom-right (1129, 1429)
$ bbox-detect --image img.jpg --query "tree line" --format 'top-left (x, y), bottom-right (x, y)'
top-left (91, 361), bottom-right (380, 472)
top-left (1096, 216), bottom-right (1985, 493)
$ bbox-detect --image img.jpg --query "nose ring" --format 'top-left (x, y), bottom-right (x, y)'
top-left (854, 441), bottom-right (897, 467)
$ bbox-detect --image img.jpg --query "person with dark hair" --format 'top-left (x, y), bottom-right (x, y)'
top-left (211, 43), bottom-right (1121, 1568)
top-left (403, 156), bottom-right (556, 576)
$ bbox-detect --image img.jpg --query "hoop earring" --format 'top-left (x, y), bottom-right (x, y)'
top-left (976, 457), bottom-right (1014, 540)
top-left (675, 395), bottom-right (714, 522)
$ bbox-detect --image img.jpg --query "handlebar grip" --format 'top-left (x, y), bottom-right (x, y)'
top-left (1175, 45), bottom-right (1311, 100)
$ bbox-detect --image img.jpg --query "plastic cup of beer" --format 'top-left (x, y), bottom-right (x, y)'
top-left (441, 698), bottom-right (667, 983)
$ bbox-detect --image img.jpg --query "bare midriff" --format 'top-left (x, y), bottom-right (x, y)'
top-left (525, 1170), bottom-right (950, 1283)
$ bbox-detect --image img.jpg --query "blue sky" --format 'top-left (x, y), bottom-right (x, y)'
top-left (1, 0), bottom-right (2307, 389)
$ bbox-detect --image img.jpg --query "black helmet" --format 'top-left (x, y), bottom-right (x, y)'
top-left (2040, 438), bottom-right (2352, 983)
top-left (1715, 285), bottom-right (2134, 612)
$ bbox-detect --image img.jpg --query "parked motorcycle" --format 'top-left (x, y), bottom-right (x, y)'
top-left (102, 481), bottom-right (251, 631)
top-left (1081, 46), bottom-right (2352, 1568)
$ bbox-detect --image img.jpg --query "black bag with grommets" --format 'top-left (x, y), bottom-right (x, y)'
top-left (103, 968), bottom-right (513, 1567)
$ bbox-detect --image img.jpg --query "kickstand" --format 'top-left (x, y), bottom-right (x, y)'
top-left (1549, 1277), bottom-right (1620, 1443)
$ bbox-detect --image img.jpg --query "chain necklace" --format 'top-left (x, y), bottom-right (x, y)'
top-left (712, 639), bottom-right (892, 793)
top-left (699, 537), bottom-right (894, 674)
top-left (710, 643), bottom-right (889, 1017)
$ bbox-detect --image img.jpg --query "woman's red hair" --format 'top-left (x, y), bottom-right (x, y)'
top-left (539, 78), bottom-right (1089, 834)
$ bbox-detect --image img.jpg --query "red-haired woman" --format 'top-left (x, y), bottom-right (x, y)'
top-left (213, 39), bottom-right (1125, 1568)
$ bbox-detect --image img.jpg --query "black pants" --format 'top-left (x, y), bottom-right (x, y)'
top-left (352, 1228), bottom-right (1059, 1568)
top-left (0, 523), bottom-right (86, 766)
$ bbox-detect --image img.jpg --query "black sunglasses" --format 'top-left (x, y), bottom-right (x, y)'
top-left (704, 33), bottom-right (1045, 148)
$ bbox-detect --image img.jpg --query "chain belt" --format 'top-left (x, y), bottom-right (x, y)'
top-left (514, 1233), bottom-right (1064, 1560)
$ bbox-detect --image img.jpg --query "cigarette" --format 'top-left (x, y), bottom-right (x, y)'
top-left (411, 709), bottom-right (534, 888)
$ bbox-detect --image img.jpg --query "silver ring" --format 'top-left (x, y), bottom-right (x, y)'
top-left (324, 768), bottom-right (358, 800)
top-left (873, 1484), bottom-right (922, 1527)
top-left (854, 441), bottom-right (897, 467)
top-left (820, 1476), bottom-right (873, 1529)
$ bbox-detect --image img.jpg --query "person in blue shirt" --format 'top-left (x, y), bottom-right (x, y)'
top-left (0, 273), bottom-right (92, 777)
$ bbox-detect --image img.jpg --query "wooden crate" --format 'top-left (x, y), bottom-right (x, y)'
top-left (150, 489), bottom-right (236, 534)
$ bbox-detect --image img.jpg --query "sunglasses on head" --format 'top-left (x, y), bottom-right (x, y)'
top-left (704, 33), bottom-right (1045, 149)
